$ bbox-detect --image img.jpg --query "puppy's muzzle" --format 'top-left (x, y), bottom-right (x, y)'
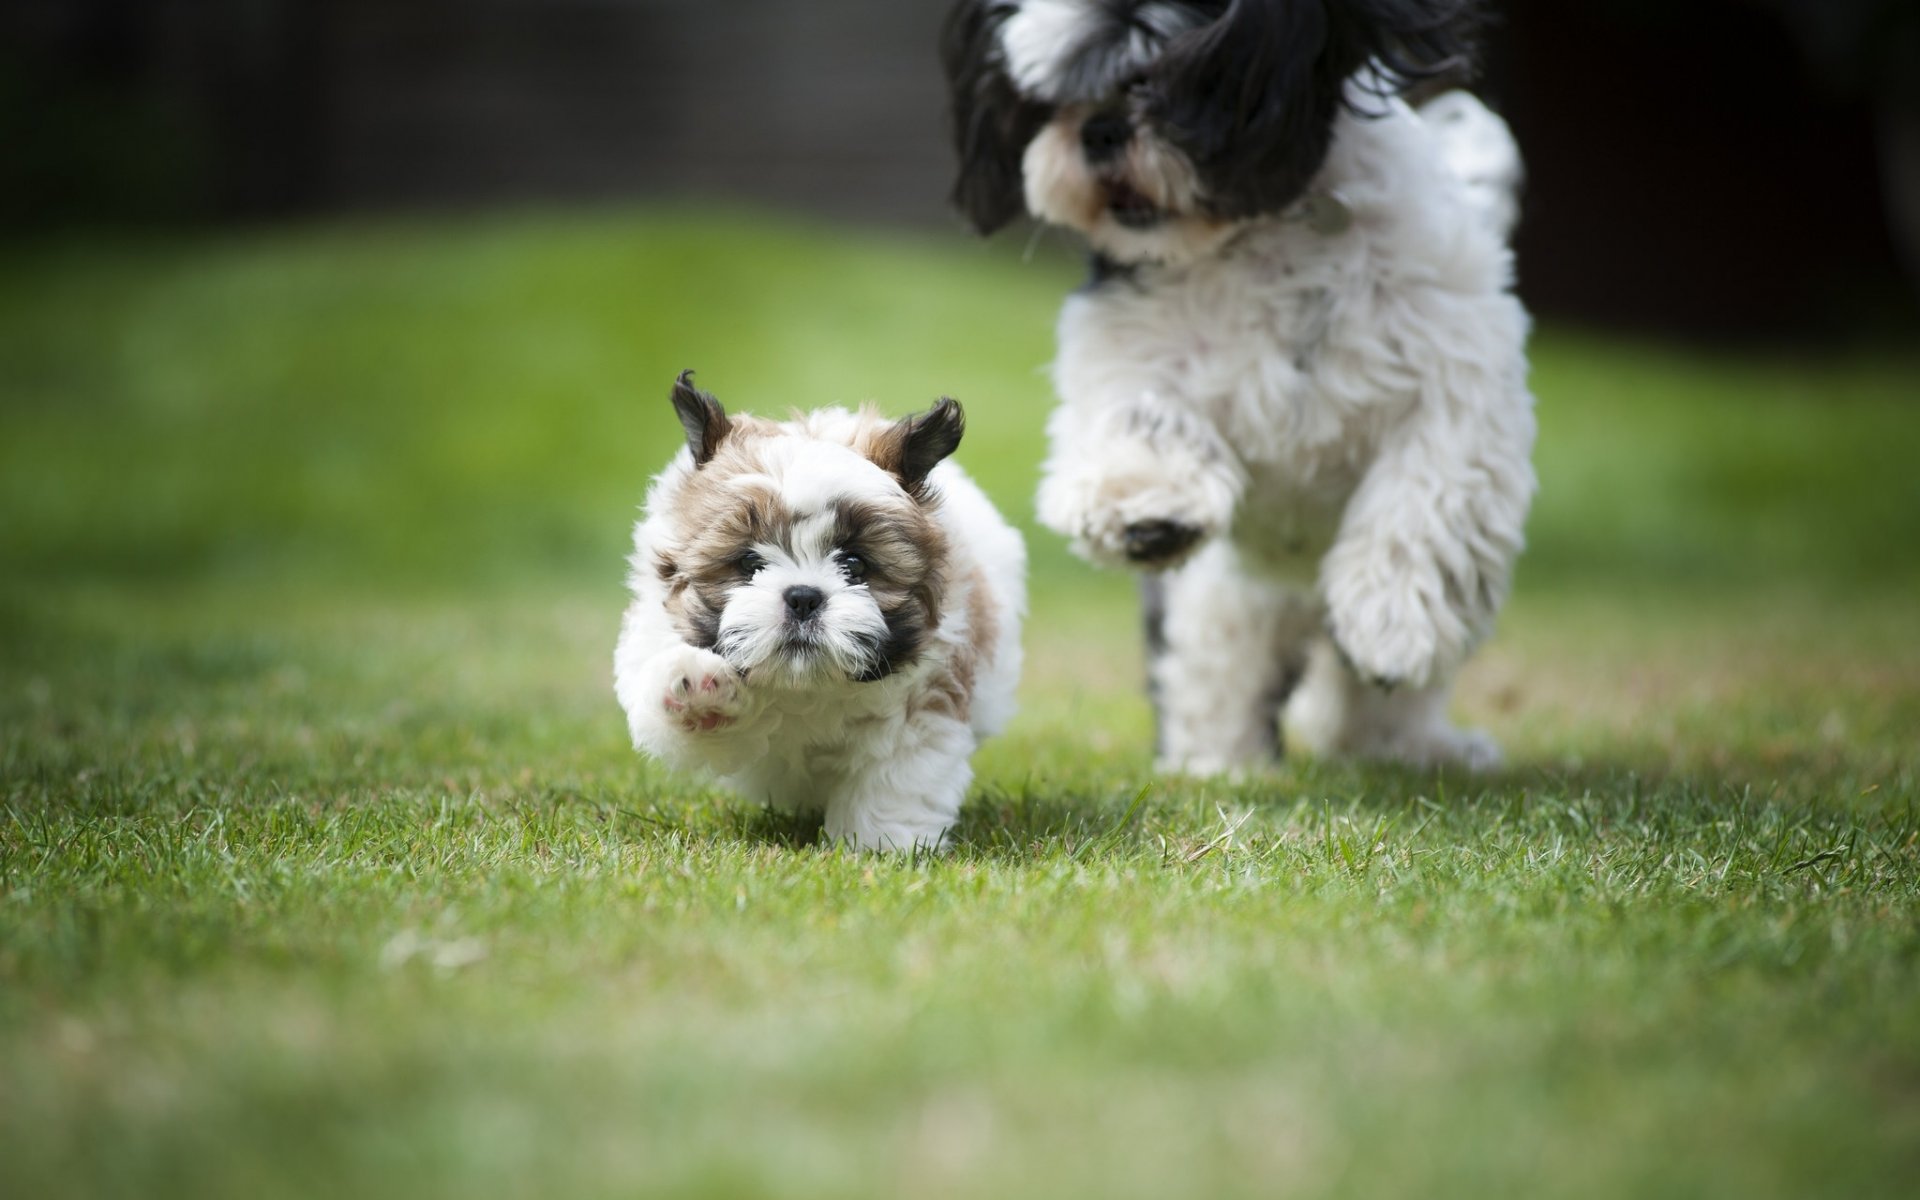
top-left (783, 586), bottom-right (825, 623)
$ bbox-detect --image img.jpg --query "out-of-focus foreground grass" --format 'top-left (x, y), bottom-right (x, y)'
top-left (1, 211), bottom-right (1917, 1199)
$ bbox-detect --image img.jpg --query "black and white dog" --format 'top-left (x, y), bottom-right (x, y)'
top-left (943, 0), bottom-right (1536, 772)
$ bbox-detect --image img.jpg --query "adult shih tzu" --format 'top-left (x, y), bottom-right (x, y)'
top-left (614, 373), bottom-right (1026, 851)
top-left (943, 0), bottom-right (1536, 772)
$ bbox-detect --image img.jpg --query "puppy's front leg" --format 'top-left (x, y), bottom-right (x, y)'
top-left (823, 713), bottom-right (976, 852)
top-left (1036, 396), bottom-right (1244, 571)
top-left (1320, 375), bottom-right (1536, 691)
top-left (614, 604), bottom-right (768, 772)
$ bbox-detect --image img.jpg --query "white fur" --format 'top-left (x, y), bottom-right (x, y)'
top-left (1419, 90), bottom-right (1525, 242)
top-left (1001, 0), bottom-right (1190, 99)
top-left (613, 413), bottom-right (1026, 851)
top-left (1033, 86), bottom-right (1536, 773)
top-left (1000, 0), bottom-right (1095, 98)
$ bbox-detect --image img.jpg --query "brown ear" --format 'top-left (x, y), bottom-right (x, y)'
top-left (870, 397), bottom-right (965, 500)
top-left (670, 370), bottom-right (731, 467)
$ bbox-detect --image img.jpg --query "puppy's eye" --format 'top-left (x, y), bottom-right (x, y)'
top-left (738, 551), bottom-right (766, 577)
top-left (840, 552), bottom-right (868, 582)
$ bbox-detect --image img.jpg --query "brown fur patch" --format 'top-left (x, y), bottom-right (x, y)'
top-left (656, 418), bottom-right (786, 648)
top-left (834, 496), bottom-right (950, 679)
top-left (965, 568), bottom-right (997, 678)
top-left (850, 401), bottom-right (964, 504)
top-left (848, 407), bottom-right (904, 473)
top-left (833, 498), bottom-right (947, 622)
top-left (917, 675), bottom-right (970, 723)
top-left (912, 568), bottom-right (996, 724)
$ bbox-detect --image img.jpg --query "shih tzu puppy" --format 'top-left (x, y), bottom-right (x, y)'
top-left (613, 373), bottom-right (1026, 851)
top-left (942, 0), bottom-right (1536, 773)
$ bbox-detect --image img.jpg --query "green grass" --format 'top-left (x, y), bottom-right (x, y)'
top-left (2, 209), bottom-right (1918, 1199)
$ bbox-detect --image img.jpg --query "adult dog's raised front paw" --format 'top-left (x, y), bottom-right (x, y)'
top-left (1122, 519), bottom-right (1205, 566)
top-left (1072, 503), bottom-right (1215, 571)
top-left (1037, 446), bottom-right (1237, 572)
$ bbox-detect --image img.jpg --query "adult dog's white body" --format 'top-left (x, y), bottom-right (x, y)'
top-left (1037, 89), bottom-right (1534, 772)
top-left (942, 0), bottom-right (1535, 774)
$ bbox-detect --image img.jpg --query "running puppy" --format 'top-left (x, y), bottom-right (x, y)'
top-left (614, 373), bottom-right (1026, 850)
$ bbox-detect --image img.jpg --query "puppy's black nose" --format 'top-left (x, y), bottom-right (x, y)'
top-left (783, 586), bottom-right (825, 621)
top-left (1080, 110), bottom-right (1132, 162)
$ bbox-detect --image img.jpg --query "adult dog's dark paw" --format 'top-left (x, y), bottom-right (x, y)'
top-left (1123, 519), bottom-right (1204, 566)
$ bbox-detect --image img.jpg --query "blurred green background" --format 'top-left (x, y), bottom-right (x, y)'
top-left (5, 1), bottom-right (1920, 1196)
top-left (4, 209), bottom-right (1918, 599)
top-left (2, 210), bottom-right (1919, 1200)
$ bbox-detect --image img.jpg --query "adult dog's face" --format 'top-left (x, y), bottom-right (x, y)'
top-left (941, 0), bottom-right (1482, 263)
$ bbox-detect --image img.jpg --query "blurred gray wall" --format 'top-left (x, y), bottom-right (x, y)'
top-left (3, 0), bottom-right (956, 223)
top-left (310, 1), bottom-right (953, 221)
top-left (4, 0), bottom-right (1917, 338)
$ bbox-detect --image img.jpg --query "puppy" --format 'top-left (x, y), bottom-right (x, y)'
top-left (613, 373), bottom-right (1026, 851)
top-left (942, 0), bottom-right (1536, 773)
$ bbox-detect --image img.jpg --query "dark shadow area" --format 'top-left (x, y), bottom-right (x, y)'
top-left (725, 804), bottom-right (828, 851)
top-left (936, 747), bottom-right (1916, 864)
top-left (1486, 0), bottom-right (1920, 340)
top-left (5, 0), bottom-right (1915, 341)
top-left (948, 783), bottom-right (1148, 858)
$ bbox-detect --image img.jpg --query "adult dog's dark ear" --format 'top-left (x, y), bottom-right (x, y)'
top-left (870, 398), bottom-right (966, 501)
top-left (670, 370), bottom-right (731, 467)
top-left (942, 0), bottom-right (1049, 235)
top-left (1332, 0), bottom-right (1484, 97)
top-left (1147, 0), bottom-right (1343, 220)
top-left (1148, 0), bottom-right (1482, 220)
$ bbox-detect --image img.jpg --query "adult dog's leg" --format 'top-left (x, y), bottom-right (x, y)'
top-left (1147, 542), bottom-right (1320, 776)
top-left (1319, 297), bottom-right (1536, 693)
top-left (1288, 641), bottom-right (1500, 770)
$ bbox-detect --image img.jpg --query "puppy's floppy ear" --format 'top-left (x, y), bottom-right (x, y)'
top-left (942, 0), bottom-right (1049, 235)
top-left (869, 397), bottom-right (965, 501)
top-left (670, 369), bottom-right (731, 467)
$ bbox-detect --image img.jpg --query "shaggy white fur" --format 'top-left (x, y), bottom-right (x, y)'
top-left (1032, 85), bottom-right (1536, 773)
top-left (614, 404), bottom-right (1026, 851)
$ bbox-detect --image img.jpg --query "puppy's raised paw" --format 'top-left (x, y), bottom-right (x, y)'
top-left (660, 646), bottom-right (745, 733)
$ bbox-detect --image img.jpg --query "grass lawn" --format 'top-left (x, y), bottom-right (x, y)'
top-left (3, 210), bottom-right (1918, 1199)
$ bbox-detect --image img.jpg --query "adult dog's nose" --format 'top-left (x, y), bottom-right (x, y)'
top-left (784, 585), bottom-right (825, 621)
top-left (1080, 110), bottom-right (1132, 162)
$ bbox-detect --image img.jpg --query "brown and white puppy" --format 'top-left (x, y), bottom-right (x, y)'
top-left (613, 372), bottom-right (1026, 851)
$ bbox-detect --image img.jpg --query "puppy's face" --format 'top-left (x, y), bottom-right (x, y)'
top-left (653, 373), bottom-right (963, 687)
top-left (943, 0), bottom-right (1481, 263)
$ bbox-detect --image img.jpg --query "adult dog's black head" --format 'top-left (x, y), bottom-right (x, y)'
top-left (942, 0), bottom-right (1482, 262)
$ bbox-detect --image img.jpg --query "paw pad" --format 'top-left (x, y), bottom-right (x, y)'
top-left (661, 654), bottom-right (742, 732)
